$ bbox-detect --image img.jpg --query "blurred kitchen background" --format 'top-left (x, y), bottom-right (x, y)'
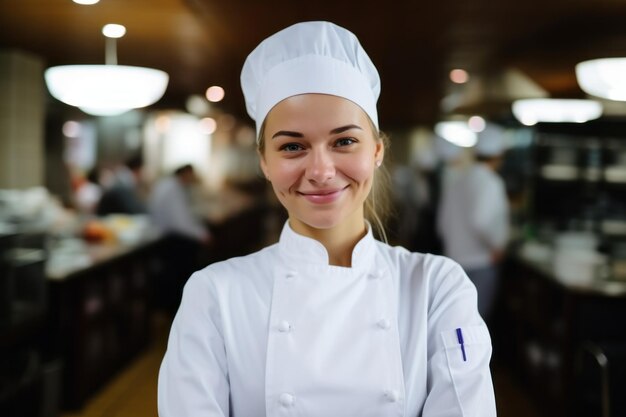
top-left (2, 1), bottom-right (626, 416)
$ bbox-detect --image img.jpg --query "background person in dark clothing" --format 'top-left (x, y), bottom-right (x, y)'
top-left (96, 155), bottom-right (147, 216)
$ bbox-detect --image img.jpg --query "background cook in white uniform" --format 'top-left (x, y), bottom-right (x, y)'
top-left (437, 123), bottom-right (510, 321)
top-left (158, 21), bottom-right (497, 417)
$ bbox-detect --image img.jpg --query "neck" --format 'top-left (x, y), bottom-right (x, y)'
top-left (290, 216), bottom-right (367, 267)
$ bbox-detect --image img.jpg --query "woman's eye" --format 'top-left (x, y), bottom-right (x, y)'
top-left (279, 143), bottom-right (304, 152)
top-left (335, 137), bottom-right (356, 147)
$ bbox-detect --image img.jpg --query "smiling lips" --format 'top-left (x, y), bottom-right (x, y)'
top-left (298, 186), bottom-right (347, 204)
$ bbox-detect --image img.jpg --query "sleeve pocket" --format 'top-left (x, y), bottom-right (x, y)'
top-left (440, 324), bottom-right (491, 367)
top-left (437, 325), bottom-right (495, 416)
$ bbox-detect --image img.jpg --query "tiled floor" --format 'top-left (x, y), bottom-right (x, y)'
top-left (61, 314), bottom-right (540, 417)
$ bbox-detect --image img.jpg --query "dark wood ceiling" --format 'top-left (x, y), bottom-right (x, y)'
top-left (2, 0), bottom-right (626, 129)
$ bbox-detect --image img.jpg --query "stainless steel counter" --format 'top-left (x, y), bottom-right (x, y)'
top-left (516, 246), bottom-right (626, 298)
top-left (46, 229), bottom-right (163, 281)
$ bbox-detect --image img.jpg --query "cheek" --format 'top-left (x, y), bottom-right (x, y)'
top-left (268, 159), bottom-right (302, 190)
top-left (341, 156), bottom-right (375, 184)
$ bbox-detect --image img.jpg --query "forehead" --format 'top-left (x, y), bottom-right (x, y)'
top-left (265, 94), bottom-right (373, 133)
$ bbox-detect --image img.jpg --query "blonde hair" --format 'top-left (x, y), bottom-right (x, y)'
top-left (257, 118), bottom-right (393, 243)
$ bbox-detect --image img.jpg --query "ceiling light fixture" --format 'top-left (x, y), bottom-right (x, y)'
top-left (512, 98), bottom-right (603, 126)
top-left (576, 58), bottom-right (626, 101)
top-left (73, 0), bottom-right (100, 4)
top-left (468, 116), bottom-right (486, 132)
top-left (44, 24), bottom-right (169, 116)
top-left (449, 69), bottom-right (469, 84)
top-left (206, 86), bottom-right (225, 103)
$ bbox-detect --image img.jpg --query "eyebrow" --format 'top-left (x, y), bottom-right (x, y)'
top-left (271, 124), bottom-right (363, 139)
top-left (271, 130), bottom-right (303, 139)
top-left (329, 124), bottom-right (363, 134)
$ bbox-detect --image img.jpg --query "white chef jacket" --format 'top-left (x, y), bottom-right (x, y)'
top-left (158, 221), bottom-right (496, 417)
top-left (437, 163), bottom-right (509, 270)
top-left (149, 176), bottom-right (207, 242)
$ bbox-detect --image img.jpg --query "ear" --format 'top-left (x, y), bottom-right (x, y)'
top-left (258, 149), bottom-right (270, 180)
top-left (374, 141), bottom-right (384, 165)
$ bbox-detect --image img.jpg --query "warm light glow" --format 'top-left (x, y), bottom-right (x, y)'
top-left (102, 24), bottom-right (126, 39)
top-left (45, 65), bottom-right (169, 116)
top-left (62, 121), bottom-right (81, 138)
top-left (434, 121), bottom-right (477, 147)
top-left (199, 117), bottom-right (217, 135)
top-left (468, 116), bottom-right (486, 132)
top-left (73, 0), bottom-right (100, 4)
top-left (512, 98), bottom-right (603, 125)
top-left (206, 86), bottom-right (225, 102)
top-left (450, 69), bottom-right (469, 84)
top-left (576, 58), bottom-right (626, 101)
top-left (155, 115), bottom-right (171, 133)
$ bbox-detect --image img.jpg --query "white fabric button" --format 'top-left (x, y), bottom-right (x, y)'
top-left (278, 320), bottom-right (292, 332)
top-left (377, 318), bottom-right (391, 330)
top-left (384, 389), bottom-right (400, 402)
top-left (279, 392), bottom-right (295, 407)
top-left (285, 271), bottom-right (296, 280)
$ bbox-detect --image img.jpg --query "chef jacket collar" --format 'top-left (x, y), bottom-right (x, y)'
top-left (278, 220), bottom-right (377, 272)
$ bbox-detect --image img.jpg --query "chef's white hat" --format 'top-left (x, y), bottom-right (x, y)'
top-left (240, 21), bottom-right (381, 138)
top-left (476, 123), bottom-right (508, 157)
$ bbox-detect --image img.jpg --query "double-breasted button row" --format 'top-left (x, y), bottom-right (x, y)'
top-left (277, 390), bottom-right (400, 407)
top-left (275, 269), bottom-right (399, 410)
top-left (278, 319), bottom-right (389, 332)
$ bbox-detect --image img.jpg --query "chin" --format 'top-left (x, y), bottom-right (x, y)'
top-left (293, 212), bottom-right (344, 231)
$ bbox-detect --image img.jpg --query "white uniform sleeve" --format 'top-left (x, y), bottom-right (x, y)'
top-left (158, 272), bottom-right (229, 416)
top-left (423, 260), bottom-right (497, 417)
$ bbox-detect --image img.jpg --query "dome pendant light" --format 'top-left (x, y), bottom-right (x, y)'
top-left (512, 98), bottom-right (603, 125)
top-left (576, 58), bottom-right (626, 101)
top-left (45, 24), bottom-right (169, 116)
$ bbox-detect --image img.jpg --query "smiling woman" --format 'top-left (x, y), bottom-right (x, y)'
top-left (158, 21), bottom-right (497, 417)
top-left (257, 101), bottom-right (392, 243)
top-left (259, 94), bottom-right (384, 252)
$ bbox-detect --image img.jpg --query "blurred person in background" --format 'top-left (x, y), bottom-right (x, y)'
top-left (96, 155), bottom-right (147, 216)
top-left (437, 123), bottom-right (510, 322)
top-left (149, 163), bottom-right (211, 313)
top-left (73, 167), bottom-right (103, 215)
top-left (391, 140), bottom-right (441, 254)
top-left (148, 164), bottom-right (210, 244)
top-left (158, 21), bottom-right (496, 417)
top-left (434, 132), bottom-right (466, 197)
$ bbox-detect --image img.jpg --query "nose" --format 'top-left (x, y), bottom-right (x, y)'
top-left (305, 149), bottom-right (335, 183)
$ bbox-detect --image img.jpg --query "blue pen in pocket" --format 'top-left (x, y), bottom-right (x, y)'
top-left (456, 328), bottom-right (467, 362)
